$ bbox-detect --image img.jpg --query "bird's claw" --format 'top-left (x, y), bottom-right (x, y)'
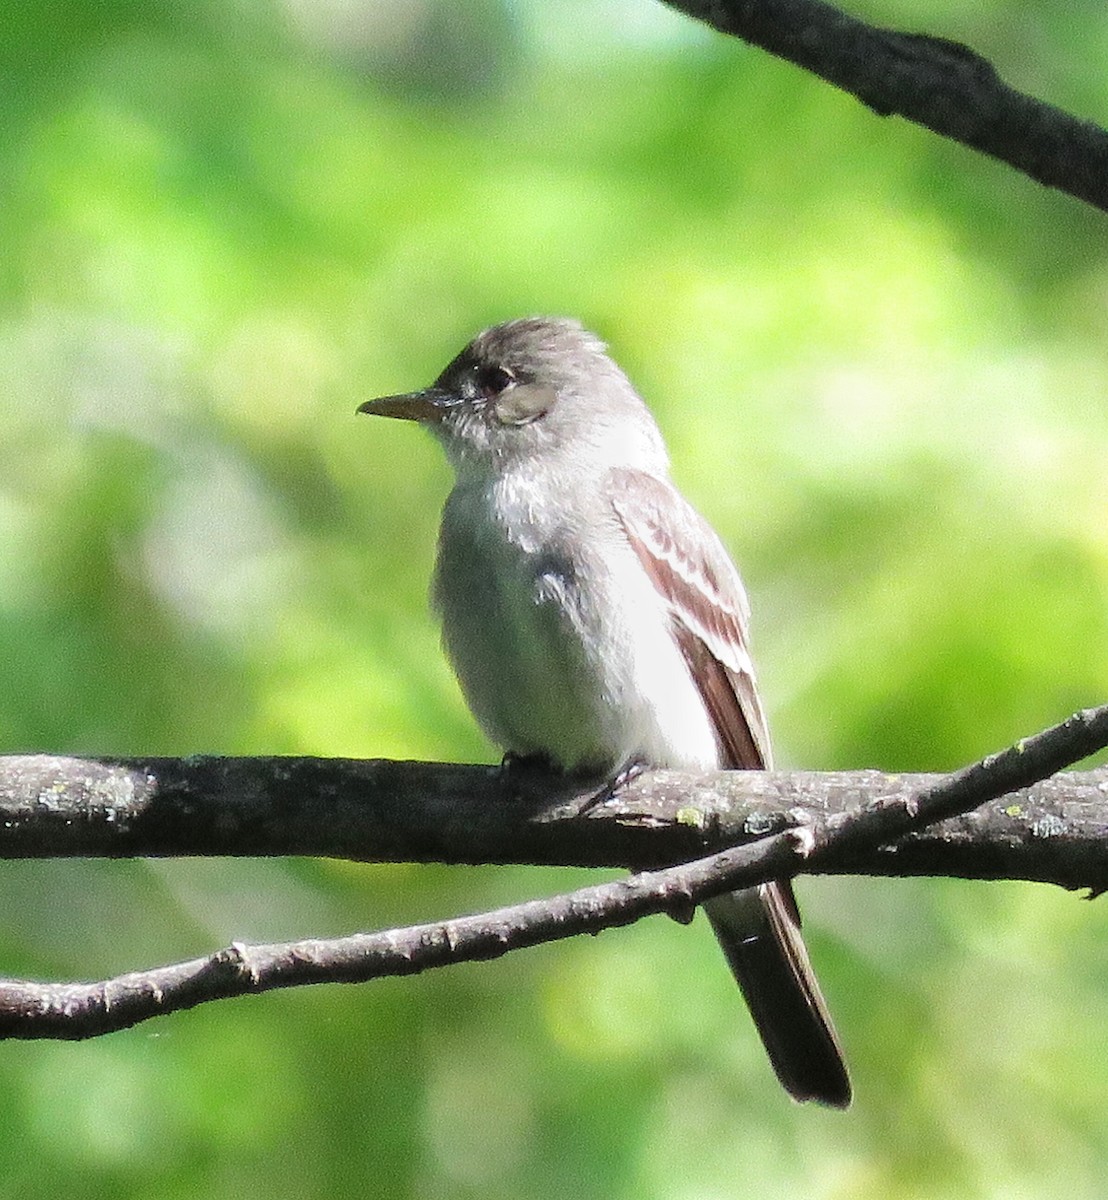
top-left (578, 756), bottom-right (647, 815)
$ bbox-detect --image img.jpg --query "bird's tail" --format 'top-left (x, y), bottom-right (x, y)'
top-left (704, 881), bottom-right (851, 1108)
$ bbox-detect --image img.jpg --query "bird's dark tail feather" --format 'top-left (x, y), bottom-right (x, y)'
top-left (705, 881), bottom-right (851, 1108)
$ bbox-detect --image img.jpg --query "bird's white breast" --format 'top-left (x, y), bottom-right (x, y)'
top-left (433, 467), bottom-right (720, 773)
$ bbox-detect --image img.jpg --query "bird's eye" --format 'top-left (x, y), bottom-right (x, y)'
top-left (476, 365), bottom-right (514, 397)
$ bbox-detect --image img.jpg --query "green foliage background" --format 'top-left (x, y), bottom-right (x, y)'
top-left (1, 1), bottom-right (1107, 1196)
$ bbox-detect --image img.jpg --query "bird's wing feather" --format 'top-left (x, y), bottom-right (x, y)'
top-left (606, 467), bottom-right (772, 771)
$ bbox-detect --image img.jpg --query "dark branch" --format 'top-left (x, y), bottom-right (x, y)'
top-left (1, 705), bottom-right (1107, 1040)
top-left (4, 709), bottom-right (1108, 890)
top-left (660, 0), bottom-right (1108, 212)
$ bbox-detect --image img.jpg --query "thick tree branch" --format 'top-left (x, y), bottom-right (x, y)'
top-left (660, 0), bottom-right (1108, 212)
top-left (1, 705), bottom-right (1107, 1039)
top-left (3, 709), bottom-right (1108, 890)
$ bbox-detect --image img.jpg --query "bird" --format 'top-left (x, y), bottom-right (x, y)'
top-left (357, 316), bottom-right (850, 1107)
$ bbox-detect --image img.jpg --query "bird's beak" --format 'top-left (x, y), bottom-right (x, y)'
top-left (356, 387), bottom-right (454, 423)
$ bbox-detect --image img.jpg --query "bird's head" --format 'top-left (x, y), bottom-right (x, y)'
top-left (358, 317), bottom-right (668, 479)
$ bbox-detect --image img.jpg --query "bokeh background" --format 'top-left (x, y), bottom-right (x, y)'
top-left (1, 0), bottom-right (1107, 1196)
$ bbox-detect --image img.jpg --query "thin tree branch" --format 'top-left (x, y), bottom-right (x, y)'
top-left (660, 0), bottom-right (1108, 212)
top-left (3, 709), bottom-right (1108, 890)
top-left (1, 705), bottom-right (1107, 1040)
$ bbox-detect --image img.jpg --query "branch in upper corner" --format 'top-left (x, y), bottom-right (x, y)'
top-left (2, 704), bottom-right (1107, 1041)
top-left (660, 0), bottom-right (1108, 212)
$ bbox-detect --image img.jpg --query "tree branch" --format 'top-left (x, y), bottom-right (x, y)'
top-left (1, 705), bottom-right (1107, 1040)
top-left (3, 710), bottom-right (1108, 891)
top-left (660, 0), bottom-right (1108, 212)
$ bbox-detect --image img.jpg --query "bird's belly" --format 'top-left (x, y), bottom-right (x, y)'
top-left (435, 526), bottom-right (613, 768)
top-left (434, 485), bottom-right (720, 773)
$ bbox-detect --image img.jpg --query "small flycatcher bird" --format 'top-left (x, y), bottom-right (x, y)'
top-left (358, 316), bottom-right (850, 1107)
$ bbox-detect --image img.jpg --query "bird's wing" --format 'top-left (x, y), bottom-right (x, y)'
top-left (606, 466), bottom-right (772, 772)
top-left (608, 466), bottom-right (850, 1107)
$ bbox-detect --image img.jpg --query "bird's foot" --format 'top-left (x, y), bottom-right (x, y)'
top-left (578, 756), bottom-right (647, 816)
top-left (497, 751), bottom-right (560, 800)
top-left (499, 750), bottom-right (557, 779)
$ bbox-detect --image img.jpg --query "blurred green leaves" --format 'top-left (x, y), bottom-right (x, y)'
top-left (1, 0), bottom-right (1107, 1196)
